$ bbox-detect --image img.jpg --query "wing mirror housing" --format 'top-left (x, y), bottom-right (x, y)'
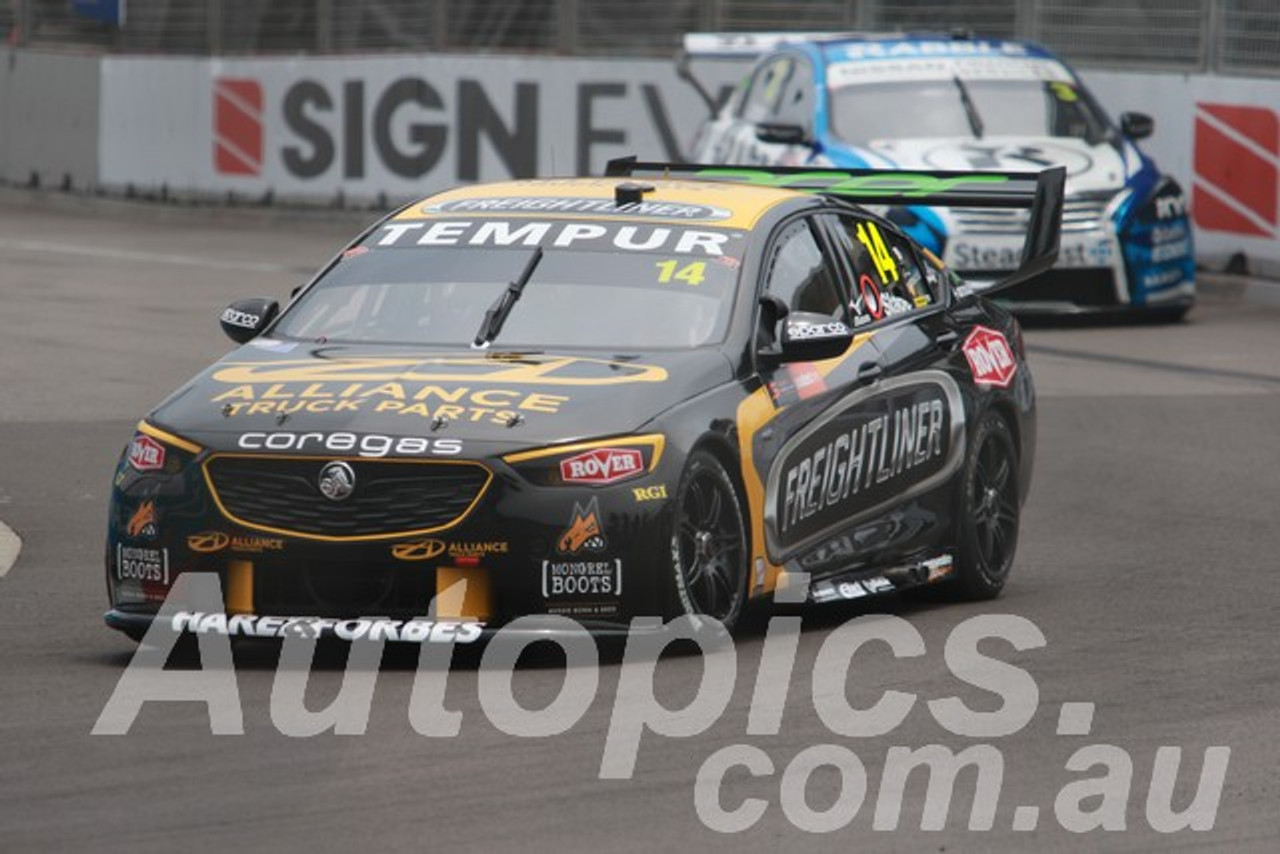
top-left (1120, 111), bottom-right (1154, 140)
top-left (220, 298), bottom-right (279, 344)
top-left (756, 122), bottom-right (811, 146)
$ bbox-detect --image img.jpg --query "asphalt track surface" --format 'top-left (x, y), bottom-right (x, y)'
top-left (1, 189), bottom-right (1278, 852)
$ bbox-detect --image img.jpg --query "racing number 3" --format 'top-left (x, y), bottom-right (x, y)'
top-left (655, 260), bottom-right (706, 286)
top-left (856, 222), bottom-right (899, 286)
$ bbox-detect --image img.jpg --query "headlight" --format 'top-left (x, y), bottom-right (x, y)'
top-left (503, 434), bottom-right (665, 487)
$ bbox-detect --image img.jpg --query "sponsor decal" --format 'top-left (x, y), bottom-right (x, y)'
top-left (215, 389), bottom-right (567, 424)
top-left (209, 355), bottom-right (667, 422)
top-left (830, 56), bottom-right (1072, 88)
top-left (632, 484), bottom-right (668, 502)
top-left (212, 354), bottom-right (667, 386)
top-left (785, 320), bottom-right (852, 340)
top-left (857, 220), bottom-right (900, 286)
top-left (1148, 238), bottom-right (1191, 265)
top-left (557, 498), bottom-right (607, 554)
top-left (391, 540), bottom-right (446, 561)
top-left (116, 544), bottom-right (169, 584)
top-left (220, 306), bottom-right (261, 329)
top-left (318, 461), bottom-right (356, 501)
top-left (765, 372), bottom-right (965, 561)
top-left (236, 431), bottom-right (463, 458)
top-left (950, 237), bottom-right (1111, 271)
top-left (835, 39), bottom-right (1031, 62)
top-left (170, 611), bottom-right (483, 643)
top-left (423, 196), bottom-right (732, 222)
top-left (766, 363), bottom-right (829, 407)
top-left (788, 363), bottom-right (828, 400)
top-left (811, 574), bottom-right (895, 603)
top-left (127, 435), bottom-right (166, 472)
top-left (374, 219), bottom-right (737, 256)
top-left (391, 539), bottom-right (508, 561)
top-left (1193, 102), bottom-right (1277, 238)
top-left (1123, 180), bottom-right (1194, 295)
top-left (1155, 194), bottom-right (1189, 221)
top-left (230, 535), bottom-right (286, 555)
top-left (187, 531), bottom-right (230, 553)
top-left (925, 141), bottom-right (1093, 177)
top-left (852, 273), bottom-right (885, 324)
top-left (1140, 267), bottom-right (1187, 291)
top-left (213, 78), bottom-right (264, 176)
top-left (924, 554), bottom-right (954, 582)
top-left (962, 326), bottom-right (1017, 388)
top-left (559, 447), bottom-right (644, 485)
top-left (541, 558), bottom-right (623, 598)
top-left (186, 531), bottom-right (284, 554)
top-left (443, 540), bottom-right (508, 559)
top-left (126, 500), bottom-right (159, 540)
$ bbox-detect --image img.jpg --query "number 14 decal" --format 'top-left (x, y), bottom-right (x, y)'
top-left (856, 221), bottom-right (899, 286)
top-left (654, 260), bottom-right (706, 286)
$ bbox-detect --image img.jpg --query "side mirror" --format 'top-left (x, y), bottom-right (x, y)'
top-left (756, 122), bottom-right (810, 146)
top-left (1120, 111), bottom-right (1154, 140)
top-left (778, 311), bottom-right (853, 363)
top-left (220, 298), bottom-right (279, 344)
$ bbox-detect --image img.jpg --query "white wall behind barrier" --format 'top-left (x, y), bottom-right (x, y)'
top-left (99, 54), bottom-right (742, 203)
top-left (0, 49), bottom-right (100, 189)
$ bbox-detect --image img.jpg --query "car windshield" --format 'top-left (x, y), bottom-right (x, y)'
top-left (273, 221), bottom-right (744, 350)
top-left (828, 79), bottom-right (1110, 144)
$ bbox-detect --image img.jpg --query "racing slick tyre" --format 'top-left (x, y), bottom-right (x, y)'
top-left (668, 450), bottom-right (749, 631)
top-left (950, 411), bottom-right (1020, 600)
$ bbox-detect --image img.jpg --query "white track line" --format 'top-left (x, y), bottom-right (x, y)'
top-left (0, 519), bottom-right (20, 578)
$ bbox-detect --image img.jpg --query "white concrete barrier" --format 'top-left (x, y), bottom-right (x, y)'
top-left (0, 49), bottom-right (100, 190)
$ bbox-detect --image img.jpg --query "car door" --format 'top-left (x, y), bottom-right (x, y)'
top-left (755, 210), bottom-right (968, 581)
top-left (746, 213), bottom-right (901, 580)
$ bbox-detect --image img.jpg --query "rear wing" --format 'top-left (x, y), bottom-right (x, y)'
top-left (604, 158), bottom-right (1066, 295)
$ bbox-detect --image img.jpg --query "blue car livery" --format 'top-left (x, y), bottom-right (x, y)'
top-left (686, 32), bottom-right (1195, 317)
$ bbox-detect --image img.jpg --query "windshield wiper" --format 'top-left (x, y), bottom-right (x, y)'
top-left (953, 75), bottom-right (985, 140)
top-left (472, 247), bottom-right (544, 348)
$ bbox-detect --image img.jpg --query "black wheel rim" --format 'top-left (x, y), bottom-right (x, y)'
top-left (971, 434), bottom-right (1018, 578)
top-left (676, 470), bottom-right (745, 621)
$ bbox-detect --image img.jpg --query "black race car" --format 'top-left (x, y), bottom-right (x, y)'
top-left (105, 160), bottom-right (1063, 642)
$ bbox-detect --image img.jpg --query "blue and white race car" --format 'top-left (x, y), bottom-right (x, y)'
top-left (684, 31), bottom-right (1195, 318)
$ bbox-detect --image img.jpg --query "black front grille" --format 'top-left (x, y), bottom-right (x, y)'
top-left (976, 269), bottom-right (1119, 307)
top-left (205, 456), bottom-right (490, 538)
